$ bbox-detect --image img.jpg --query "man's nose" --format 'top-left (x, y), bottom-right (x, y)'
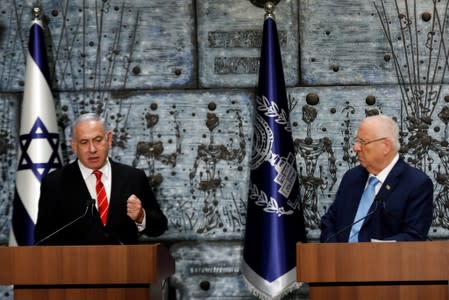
top-left (88, 141), bottom-right (97, 152)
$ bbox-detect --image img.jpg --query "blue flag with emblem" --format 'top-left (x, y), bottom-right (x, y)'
top-left (10, 10), bottom-right (62, 246)
top-left (241, 13), bottom-right (307, 299)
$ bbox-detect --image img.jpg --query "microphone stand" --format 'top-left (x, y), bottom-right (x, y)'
top-left (35, 199), bottom-right (95, 245)
top-left (325, 198), bottom-right (380, 242)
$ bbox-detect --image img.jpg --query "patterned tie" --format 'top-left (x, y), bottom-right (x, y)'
top-left (349, 176), bottom-right (379, 242)
top-left (93, 170), bottom-right (109, 226)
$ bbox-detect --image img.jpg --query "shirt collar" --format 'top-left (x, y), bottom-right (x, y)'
top-left (77, 158), bottom-right (111, 181)
top-left (372, 153), bottom-right (399, 184)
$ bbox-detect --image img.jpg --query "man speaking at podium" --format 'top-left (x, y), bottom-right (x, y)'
top-left (35, 113), bottom-right (168, 245)
top-left (320, 115), bottom-right (433, 243)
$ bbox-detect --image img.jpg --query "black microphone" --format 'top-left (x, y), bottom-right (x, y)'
top-left (35, 199), bottom-right (96, 245)
top-left (325, 197), bottom-right (380, 242)
top-left (378, 197), bottom-right (432, 241)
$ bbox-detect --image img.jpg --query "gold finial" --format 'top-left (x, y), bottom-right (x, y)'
top-left (32, 6), bottom-right (42, 20)
top-left (264, 1), bottom-right (275, 18)
top-left (249, 1), bottom-right (279, 19)
top-left (250, 0), bottom-right (280, 9)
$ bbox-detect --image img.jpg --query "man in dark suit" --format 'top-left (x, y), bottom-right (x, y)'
top-left (320, 115), bottom-right (433, 242)
top-left (34, 113), bottom-right (168, 245)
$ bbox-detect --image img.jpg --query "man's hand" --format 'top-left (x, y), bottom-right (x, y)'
top-left (127, 194), bottom-right (144, 223)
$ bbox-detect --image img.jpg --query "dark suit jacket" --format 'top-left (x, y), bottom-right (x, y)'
top-left (320, 158), bottom-right (433, 242)
top-left (34, 159), bottom-right (167, 245)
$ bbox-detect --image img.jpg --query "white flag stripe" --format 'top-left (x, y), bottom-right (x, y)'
top-left (21, 52), bottom-right (57, 133)
top-left (241, 261), bottom-right (299, 299)
top-left (15, 171), bottom-right (41, 223)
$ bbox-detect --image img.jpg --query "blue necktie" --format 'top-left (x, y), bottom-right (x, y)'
top-left (349, 176), bottom-right (379, 242)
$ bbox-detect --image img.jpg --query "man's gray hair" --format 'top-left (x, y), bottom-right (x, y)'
top-left (71, 113), bottom-right (109, 138)
top-left (364, 114), bottom-right (401, 151)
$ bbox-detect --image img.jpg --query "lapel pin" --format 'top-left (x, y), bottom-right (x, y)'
top-left (386, 185), bottom-right (391, 190)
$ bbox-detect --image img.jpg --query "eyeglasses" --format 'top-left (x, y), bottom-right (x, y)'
top-left (353, 137), bottom-right (388, 146)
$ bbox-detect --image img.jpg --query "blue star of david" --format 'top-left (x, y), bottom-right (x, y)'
top-left (17, 117), bottom-right (62, 181)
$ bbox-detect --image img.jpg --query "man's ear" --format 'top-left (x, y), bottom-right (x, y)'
top-left (383, 138), bottom-right (393, 155)
top-left (106, 131), bottom-right (113, 146)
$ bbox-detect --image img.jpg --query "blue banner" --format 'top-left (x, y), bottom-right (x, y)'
top-left (242, 15), bottom-right (307, 299)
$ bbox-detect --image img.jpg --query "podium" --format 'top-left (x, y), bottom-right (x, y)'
top-left (296, 241), bottom-right (449, 300)
top-left (0, 244), bottom-right (175, 300)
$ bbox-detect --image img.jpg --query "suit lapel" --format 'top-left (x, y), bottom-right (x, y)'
top-left (107, 160), bottom-right (125, 226)
top-left (345, 167), bottom-right (369, 227)
top-left (376, 159), bottom-right (405, 202)
top-left (67, 161), bottom-right (92, 203)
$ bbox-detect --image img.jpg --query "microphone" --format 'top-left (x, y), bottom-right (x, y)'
top-left (378, 197), bottom-right (432, 241)
top-left (325, 197), bottom-right (380, 242)
top-left (35, 199), bottom-right (96, 245)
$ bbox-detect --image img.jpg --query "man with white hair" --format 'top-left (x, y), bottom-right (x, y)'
top-left (320, 115), bottom-right (433, 242)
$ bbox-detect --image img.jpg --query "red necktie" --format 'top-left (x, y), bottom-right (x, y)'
top-left (93, 170), bottom-right (109, 225)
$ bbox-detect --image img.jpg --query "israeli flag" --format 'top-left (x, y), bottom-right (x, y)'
top-left (10, 11), bottom-right (62, 246)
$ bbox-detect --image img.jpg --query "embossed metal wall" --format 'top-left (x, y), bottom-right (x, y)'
top-left (0, 0), bottom-right (447, 299)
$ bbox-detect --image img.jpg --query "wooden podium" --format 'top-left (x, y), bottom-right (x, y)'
top-left (0, 244), bottom-right (175, 300)
top-left (296, 241), bottom-right (449, 300)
